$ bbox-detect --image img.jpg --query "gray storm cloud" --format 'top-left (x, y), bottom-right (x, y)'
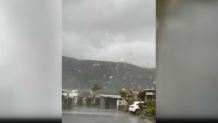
top-left (63, 0), bottom-right (155, 68)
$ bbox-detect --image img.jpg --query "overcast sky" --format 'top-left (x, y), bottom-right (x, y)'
top-left (63, 0), bottom-right (155, 68)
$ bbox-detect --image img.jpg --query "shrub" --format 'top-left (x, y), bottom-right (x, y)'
top-left (142, 107), bottom-right (156, 116)
top-left (135, 109), bottom-right (143, 116)
top-left (142, 99), bottom-right (156, 117)
top-left (125, 104), bottom-right (129, 111)
top-left (62, 103), bottom-right (69, 110)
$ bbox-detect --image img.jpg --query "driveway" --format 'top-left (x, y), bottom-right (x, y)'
top-left (62, 108), bottom-right (146, 123)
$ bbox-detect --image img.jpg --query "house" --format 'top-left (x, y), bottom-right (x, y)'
top-left (63, 89), bottom-right (79, 106)
top-left (99, 92), bottom-right (121, 110)
top-left (90, 89), bottom-right (101, 106)
top-left (69, 90), bottom-right (79, 106)
top-left (145, 89), bottom-right (156, 101)
top-left (73, 88), bottom-right (91, 106)
top-left (129, 88), bottom-right (145, 101)
top-left (77, 91), bottom-right (93, 106)
top-left (72, 88), bottom-right (101, 106)
top-left (117, 99), bottom-right (127, 111)
top-left (62, 90), bottom-right (70, 104)
top-left (62, 90), bottom-right (75, 109)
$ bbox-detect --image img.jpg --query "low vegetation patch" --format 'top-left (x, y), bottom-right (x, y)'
top-left (135, 109), bottom-right (143, 116)
top-left (62, 103), bottom-right (69, 110)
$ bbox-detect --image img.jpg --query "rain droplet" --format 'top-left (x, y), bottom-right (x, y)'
top-left (93, 63), bottom-right (100, 66)
top-left (110, 76), bottom-right (113, 78)
top-left (121, 59), bottom-right (124, 61)
top-left (78, 69), bottom-right (82, 73)
top-left (103, 75), bottom-right (106, 78)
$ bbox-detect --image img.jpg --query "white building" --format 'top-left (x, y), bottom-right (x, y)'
top-left (62, 89), bottom-right (79, 106)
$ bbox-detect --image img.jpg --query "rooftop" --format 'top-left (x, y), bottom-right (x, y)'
top-left (131, 88), bottom-right (145, 92)
top-left (99, 94), bottom-right (121, 99)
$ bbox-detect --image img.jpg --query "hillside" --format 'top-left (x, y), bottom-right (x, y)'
top-left (62, 56), bottom-right (155, 92)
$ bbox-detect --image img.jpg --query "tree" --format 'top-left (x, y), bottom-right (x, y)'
top-left (91, 84), bottom-right (101, 106)
top-left (119, 89), bottom-right (132, 104)
top-left (118, 89), bottom-right (129, 100)
top-left (118, 89), bottom-right (130, 111)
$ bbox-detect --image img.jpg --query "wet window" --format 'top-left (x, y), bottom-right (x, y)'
top-left (62, 0), bottom-right (156, 122)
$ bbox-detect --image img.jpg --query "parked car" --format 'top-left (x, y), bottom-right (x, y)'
top-left (128, 101), bottom-right (145, 115)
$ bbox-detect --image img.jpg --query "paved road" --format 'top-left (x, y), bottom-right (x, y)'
top-left (62, 108), bottom-right (146, 123)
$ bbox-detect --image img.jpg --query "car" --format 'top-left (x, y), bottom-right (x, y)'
top-left (128, 101), bottom-right (145, 115)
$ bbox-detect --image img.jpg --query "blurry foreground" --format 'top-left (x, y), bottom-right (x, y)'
top-left (156, 0), bottom-right (218, 119)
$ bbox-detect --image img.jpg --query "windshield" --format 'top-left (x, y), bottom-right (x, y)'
top-left (62, 0), bottom-right (156, 122)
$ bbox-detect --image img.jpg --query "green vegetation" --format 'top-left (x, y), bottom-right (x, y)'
top-left (124, 103), bottom-right (129, 112)
top-left (91, 83), bottom-right (102, 91)
top-left (118, 90), bottom-right (129, 99)
top-left (119, 89), bottom-right (136, 104)
top-left (142, 99), bottom-right (156, 117)
top-left (119, 89), bottom-right (156, 119)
